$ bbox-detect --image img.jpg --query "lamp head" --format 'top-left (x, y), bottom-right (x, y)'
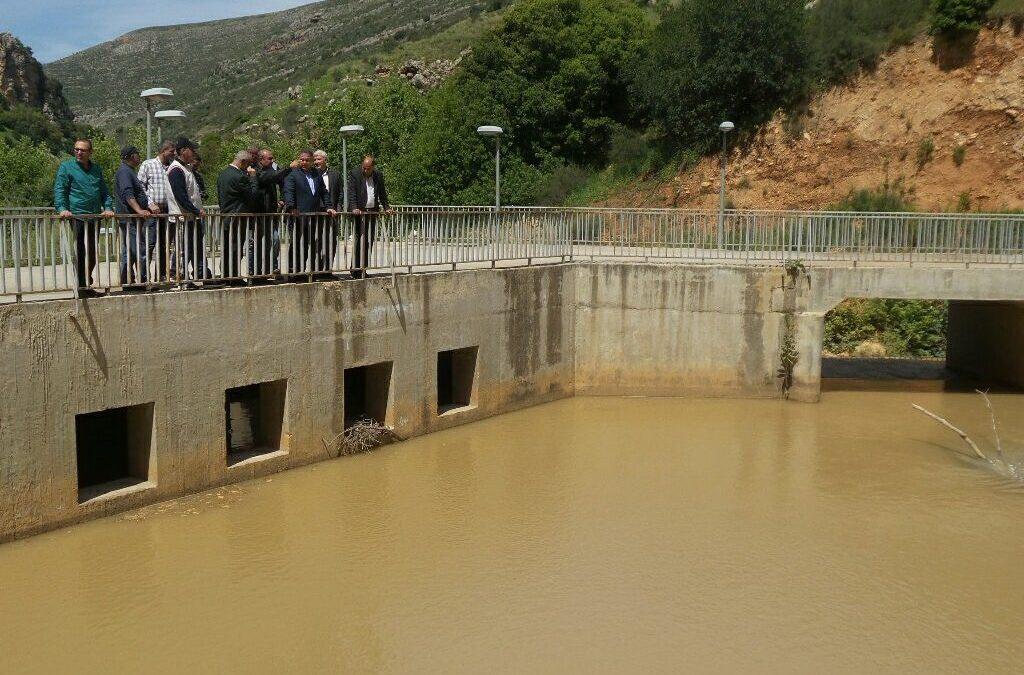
top-left (141, 87), bottom-right (173, 103)
top-left (719, 121), bottom-right (735, 133)
top-left (339, 124), bottom-right (365, 137)
top-left (477, 125), bottom-right (503, 137)
top-left (154, 110), bottom-right (186, 120)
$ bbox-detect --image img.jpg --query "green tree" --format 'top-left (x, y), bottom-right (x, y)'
top-left (930, 0), bottom-right (996, 35)
top-left (628, 0), bottom-right (808, 153)
top-left (459, 0), bottom-right (650, 167)
top-left (0, 137), bottom-right (61, 207)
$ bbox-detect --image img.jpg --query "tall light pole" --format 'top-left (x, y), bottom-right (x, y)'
top-left (718, 121), bottom-right (735, 248)
top-left (339, 124), bottom-right (364, 213)
top-left (154, 110), bottom-right (186, 146)
top-left (477, 126), bottom-right (503, 211)
top-left (141, 88), bottom-right (173, 158)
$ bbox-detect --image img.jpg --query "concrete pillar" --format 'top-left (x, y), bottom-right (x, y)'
top-left (788, 312), bottom-right (826, 403)
top-left (947, 301), bottom-right (1024, 388)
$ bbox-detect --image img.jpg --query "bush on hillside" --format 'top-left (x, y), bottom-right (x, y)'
top-left (806, 0), bottom-right (929, 88)
top-left (824, 299), bottom-right (948, 358)
top-left (930, 0), bottom-right (997, 35)
top-left (628, 0), bottom-right (808, 154)
top-left (0, 137), bottom-right (61, 207)
top-left (830, 179), bottom-right (916, 212)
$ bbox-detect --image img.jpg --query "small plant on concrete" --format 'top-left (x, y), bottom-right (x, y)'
top-left (916, 136), bottom-right (935, 170)
top-left (777, 314), bottom-right (799, 398)
top-left (952, 143), bottom-right (967, 166)
top-left (957, 191), bottom-right (972, 212)
top-left (784, 259), bottom-right (806, 280)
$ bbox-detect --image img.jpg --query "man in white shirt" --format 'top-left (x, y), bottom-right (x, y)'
top-left (345, 155), bottom-right (391, 279)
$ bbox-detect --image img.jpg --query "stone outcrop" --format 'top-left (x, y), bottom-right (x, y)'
top-left (0, 32), bottom-right (74, 122)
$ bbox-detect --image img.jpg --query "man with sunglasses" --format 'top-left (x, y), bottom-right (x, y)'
top-left (54, 138), bottom-right (115, 296)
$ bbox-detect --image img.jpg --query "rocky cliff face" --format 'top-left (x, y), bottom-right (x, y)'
top-left (0, 33), bottom-right (74, 122)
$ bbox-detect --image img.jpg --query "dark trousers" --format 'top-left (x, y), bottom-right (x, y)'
top-left (180, 220), bottom-right (208, 280)
top-left (288, 215), bottom-right (315, 275)
top-left (146, 216), bottom-right (175, 282)
top-left (352, 211), bottom-right (378, 278)
top-left (72, 219), bottom-right (99, 289)
top-left (120, 219), bottom-right (157, 284)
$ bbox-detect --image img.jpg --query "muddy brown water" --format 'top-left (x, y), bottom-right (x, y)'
top-left (2, 392), bottom-right (1023, 672)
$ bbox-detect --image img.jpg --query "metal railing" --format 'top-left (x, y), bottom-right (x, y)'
top-left (2, 207), bottom-right (1023, 302)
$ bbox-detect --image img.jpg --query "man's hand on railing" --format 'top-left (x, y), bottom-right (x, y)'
top-left (199, 208), bottom-right (206, 217)
top-left (137, 209), bottom-right (152, 218)
top-left (352, 208), bottom-right (363, 215)
top-left (58, 210), bottom-right (73, 219)
top-left (101, 210), bottom-right (115, 218)
top-left (150, 204), bottom-right (162, 214)
top-left (327, 209), bottom-right (337, 217)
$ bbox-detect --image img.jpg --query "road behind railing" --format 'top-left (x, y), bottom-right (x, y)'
top-left (2, 206), bottom-right (1023, 303)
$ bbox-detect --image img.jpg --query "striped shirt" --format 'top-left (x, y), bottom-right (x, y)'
top-left (137, 157), bottom-right (171, 206)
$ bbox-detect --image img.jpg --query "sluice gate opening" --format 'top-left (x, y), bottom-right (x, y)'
top-left (344, 361), bottom-right (394, 428)
top-left (75, 403), bottom-right (154, 503)
top-left (225, 380), bottom-right (288, 466)
top-left (437, 346), bottom-right (479, 415)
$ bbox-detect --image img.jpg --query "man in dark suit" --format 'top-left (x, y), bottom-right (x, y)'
top-left (314, 150), bottom-right (342, 272)
top-left (346, 154), bottom-right (391, 279)
top-left (283, 149), bottom-right (336, 277)
top-left (217, 150), bottom-right (260, 282)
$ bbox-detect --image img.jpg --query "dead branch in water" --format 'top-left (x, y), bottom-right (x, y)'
top-left (324, 418), bottom-right (402, 457)
top-left (911, 404), bottom-right (988, 461)
top-left (976, 389), bottom-right (1004, 461)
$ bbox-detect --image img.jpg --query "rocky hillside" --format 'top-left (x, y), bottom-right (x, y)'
top-left (46, 0), bottom-right (500, 132)
top-left (617, 23), bottom-right (1024, 212)
top-left (0, 33), bottom-right (73, 123)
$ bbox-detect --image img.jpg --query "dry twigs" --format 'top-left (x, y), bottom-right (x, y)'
top-left (323, 418), bottom-right (402, 457)
top-left (911, 403), bottom-right (988, 460)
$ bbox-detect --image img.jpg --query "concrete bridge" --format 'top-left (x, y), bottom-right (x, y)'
top-left (2, 207), bottom-right (1024, 541)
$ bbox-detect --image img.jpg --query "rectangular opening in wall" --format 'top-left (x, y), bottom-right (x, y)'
top-left (344, 361), bottom-right (393, 428)
top-left (437, 346), bottom-right (478, 415)
top-left (226, 379), bottom-right (287, 466)
top-left (75, 402), bottom-right (154, 503)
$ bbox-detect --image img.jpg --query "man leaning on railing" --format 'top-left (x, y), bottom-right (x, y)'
top-left (216, 150), bottom-right (261, 285)
top-left (346, 154), bottom-right (392, 279)
top-left (114, 146), bottom-right (152, 288)
top-left (54, 137), bottom-right (114, 297)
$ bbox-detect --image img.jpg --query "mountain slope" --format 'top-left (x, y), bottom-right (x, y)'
top-left (47, 0), bottom-right (494, 132)
top-left (610, 23), bottom-right (1024, 212)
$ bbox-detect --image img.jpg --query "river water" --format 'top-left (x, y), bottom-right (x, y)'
top-left (2, 391), bottom-right (1022, 672)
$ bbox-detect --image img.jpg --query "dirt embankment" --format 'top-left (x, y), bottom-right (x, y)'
top-left (614, 24), bottom-right (1024, 212)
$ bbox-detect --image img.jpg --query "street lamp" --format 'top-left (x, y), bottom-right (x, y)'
top-left (477, 126), bottom-right (503, 211)
top-left (339, 124), bottom-right (364, 213)
top-left (141, 87), bottom-right (173, 158)
top-left (718, 121), bottom-right (735, 246)
top-left (154, 110), bottom-right (186, 146)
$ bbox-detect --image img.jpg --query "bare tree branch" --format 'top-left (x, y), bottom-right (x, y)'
top-left (975, 389), bottom-right (1004, 460)
top-left (912, 404), bottom-right (989, 461)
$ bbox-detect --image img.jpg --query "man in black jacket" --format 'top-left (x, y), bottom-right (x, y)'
top-left (217, 150), bottom-right (260, 281)
top-left (249, 148), bottom-right (296, 275)
top-left (314, 149), bottom-right (342, 271)
top-left (283, 149), bottom-right (336, 277)
top-left (346, 155), bottom-right (391, 279)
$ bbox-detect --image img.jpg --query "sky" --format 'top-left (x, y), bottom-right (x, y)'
top-left (3, 0), bottom-right (315, 63)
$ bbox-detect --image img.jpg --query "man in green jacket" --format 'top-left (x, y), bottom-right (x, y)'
top-left (216, 150), bottom-right (260, 280)
top-left (54, 138), bottom-right (115, 294)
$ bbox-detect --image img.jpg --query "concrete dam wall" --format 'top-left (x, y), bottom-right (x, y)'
top-left (4, 262), bottom-right (1024, 541)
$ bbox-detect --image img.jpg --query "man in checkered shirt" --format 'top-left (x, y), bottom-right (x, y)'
top-left (136, 140), bottom-right (176, 280)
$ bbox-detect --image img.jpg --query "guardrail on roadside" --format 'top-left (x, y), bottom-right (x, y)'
top-left (2, 207), bottom-right (1022, 302)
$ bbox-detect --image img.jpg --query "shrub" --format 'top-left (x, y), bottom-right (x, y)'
top-left (831, 179), bottom-right (916, 212)
top-left (824, 299), bottom-right (948, 358)
top-left (807, 0), bottom-right (930, 88)
top-left (916, 136), bottom-right (935, 169)
top-left (930, 0), bottom-right (997, 35)
top-left (952, 143), bottom-right (966, 166)
top-left (957, 190), bottom-right (972, 211)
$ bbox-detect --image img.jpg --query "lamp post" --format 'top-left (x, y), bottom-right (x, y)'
top-left (154, 110), bottom-right (186, 146)
top-left (339, 124), bottom-right (364, 213)
top-left (140, 88), bottom-right (173, 158)
top-left (477, 126), bottom-right (503, 211)
top-left (717, 121), bottom-right (735, 248)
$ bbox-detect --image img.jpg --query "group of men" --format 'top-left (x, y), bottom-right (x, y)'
top-left (53, 135), bottom-right (390, 295)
